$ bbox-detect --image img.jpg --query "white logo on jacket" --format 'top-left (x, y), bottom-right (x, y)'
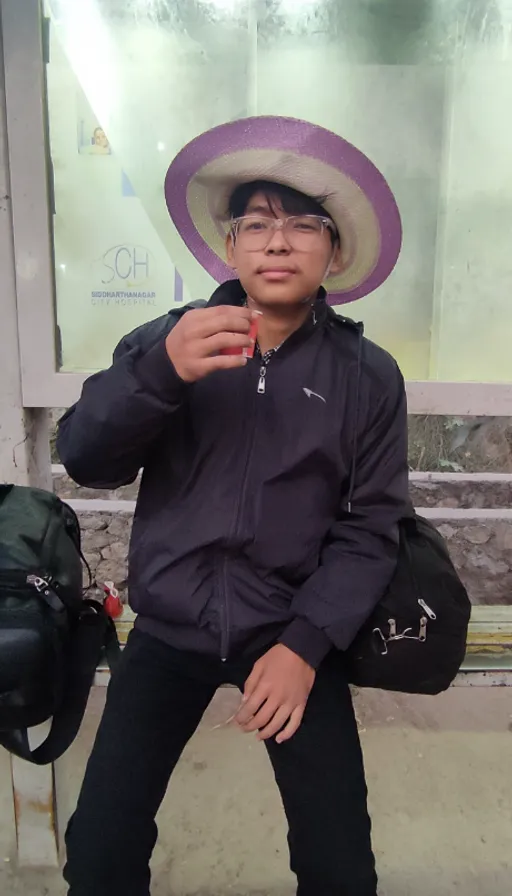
top-left (303, 388), bottom-right (326, 404)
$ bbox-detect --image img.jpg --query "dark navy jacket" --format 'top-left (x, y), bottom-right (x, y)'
top-left (57, 280), bottom-right (409, 668)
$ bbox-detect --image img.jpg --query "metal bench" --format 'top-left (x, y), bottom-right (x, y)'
top-left (94, 605), bottom-right (512, 687)
top-left (458, 605), bottom-right (512, 686)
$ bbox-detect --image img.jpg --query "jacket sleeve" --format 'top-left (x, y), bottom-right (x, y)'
top-left (56, 319), bottom-right (188, 489)
top-left (279, 357), bottom-right (410, 669)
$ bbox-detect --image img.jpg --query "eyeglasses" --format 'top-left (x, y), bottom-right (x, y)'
top-left (230, 215), bottom-right (337, 251)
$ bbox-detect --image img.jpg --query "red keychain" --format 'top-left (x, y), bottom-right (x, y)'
top-left (102, 581), bottom-right (123, 619)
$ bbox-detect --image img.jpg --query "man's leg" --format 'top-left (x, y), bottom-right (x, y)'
top-left (264, 653), bottom-right (377, 896)
top-left (63, 629), bottom-right (218, 896)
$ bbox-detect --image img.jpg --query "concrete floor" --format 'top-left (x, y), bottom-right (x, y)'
top-left (1, 685), bottom-right (511, 895)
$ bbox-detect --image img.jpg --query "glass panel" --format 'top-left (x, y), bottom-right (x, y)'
top-left (45, 0), bottom-right (512, 381)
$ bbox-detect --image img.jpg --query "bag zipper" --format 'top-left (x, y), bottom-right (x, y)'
top-left (0, 570), bottom-right (49, 584)
top-left (418, 598), bottom-right (437, 620)
top-left (0, 570), bottom-right (65, 612)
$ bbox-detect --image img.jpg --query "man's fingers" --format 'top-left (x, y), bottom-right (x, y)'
top-left (165, 305), bottom-right (262, 383)
top-left (201, 331), bottom-right (254, 357)
top-left (190, 307), bottom-right (254, 339)
top-left (256, 706), bottom-right (293, 741)
top-left (240, 699), bottom-right (281, 734)
top-left (275, 706), bottom-right (305, 744)
top-left (243, 662), bottom-right (264, 700)
top-left (236, 684), bottom-right (267, 726)
top-left (198, 355), bottom-right (249, 377)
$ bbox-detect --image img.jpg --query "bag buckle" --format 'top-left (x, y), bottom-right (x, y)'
top-left (26, 574), bottom-right (51, 592)
top-left (26, 574), bottom-right (65, 612)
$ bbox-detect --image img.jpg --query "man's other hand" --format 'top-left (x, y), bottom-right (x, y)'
top-left (235, 644), bottom-right (316, 744)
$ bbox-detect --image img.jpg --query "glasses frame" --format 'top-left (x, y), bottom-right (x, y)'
top-left (230, 214), bottom-right (338, 249)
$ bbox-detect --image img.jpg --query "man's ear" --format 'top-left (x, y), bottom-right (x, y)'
top-left (326, 243), bottom-right (344, 277)
top-left (225, 234), bottom-right (237, 270)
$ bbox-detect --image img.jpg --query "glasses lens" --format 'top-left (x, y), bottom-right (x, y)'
top-left (286, 216), bottom-right (326, 248)
top-left (289, 216), bottom-right (324, 234)
top-left (236, 217), bottom-right (271, 248)
top-left (234, 215), bottom-right (327, 249)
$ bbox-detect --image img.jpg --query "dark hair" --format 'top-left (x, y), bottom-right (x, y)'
top-left (227, 179), bottom-right (340, 246)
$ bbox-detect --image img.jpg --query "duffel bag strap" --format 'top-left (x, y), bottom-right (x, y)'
top-left (0, 601), bottom-right (120, 765)
top-left (346, 329), bottom-right (364, 513)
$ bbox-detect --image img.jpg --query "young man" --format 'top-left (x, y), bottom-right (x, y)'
top-left (58, 116), bottom-right (408, 896)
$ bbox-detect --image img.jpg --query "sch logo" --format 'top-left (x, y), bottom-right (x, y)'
top-left (100, 244), bottom-right (154, 287)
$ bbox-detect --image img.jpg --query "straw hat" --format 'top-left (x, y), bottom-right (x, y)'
top-left (165, 116), bottom-right (402, 305)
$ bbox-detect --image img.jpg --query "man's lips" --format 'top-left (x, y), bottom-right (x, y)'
top-left (257, 267), bottom-right (297, 280)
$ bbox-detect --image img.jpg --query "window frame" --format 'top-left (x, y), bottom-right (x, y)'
top-left (3, 0), bottom-right (512, 413)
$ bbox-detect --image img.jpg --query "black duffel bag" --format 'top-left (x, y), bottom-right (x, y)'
top-left (342, 327), bottom-right (472, 695)
top-left (0, 484), bottom-right (120, 764)
top-left (345, 512), bottom-right (472, 694)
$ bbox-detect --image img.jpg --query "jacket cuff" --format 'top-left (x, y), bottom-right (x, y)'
top-left (278, 618), bottom-right (333, 670)
top-left (135, 338), bottom-right (187, 400)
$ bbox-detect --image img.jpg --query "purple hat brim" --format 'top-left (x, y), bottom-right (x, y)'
top-left (165, 116), bottom-right (402, 306)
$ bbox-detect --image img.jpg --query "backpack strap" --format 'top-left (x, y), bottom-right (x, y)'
top-left (0, 601), bottom-right (120, 765)
top-left (0, 484), bottom-right (14, 508)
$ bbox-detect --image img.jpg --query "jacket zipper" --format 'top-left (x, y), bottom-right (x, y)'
top-left (257, 362), bottom-right (267, 394)
top-left (219, 355), bottom-right (267, 659)
top-left (257, 350), bottom-right (276, 394)
top-left (220, 554), bottom-right (230, 662)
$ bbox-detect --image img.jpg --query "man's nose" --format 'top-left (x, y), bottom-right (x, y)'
top-left (266, 225), bottom-right (291, 253)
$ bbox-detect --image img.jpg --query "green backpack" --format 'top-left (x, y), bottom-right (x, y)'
top-left (0, 484), bottom-right (120, 764)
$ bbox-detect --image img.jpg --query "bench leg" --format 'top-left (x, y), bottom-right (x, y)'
top-left (11, 735), bottom-right (59, 867)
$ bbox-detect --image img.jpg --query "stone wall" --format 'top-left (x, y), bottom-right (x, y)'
top-left (54, 470), bottom-right (512, 509)
top-left (436, 520), bottom-right (512, 604)
top-left (77, 508), bottom-right (512, 608)
top-left (80, 512), bottom-right (132, 597)
top-left (409, 478), bottom-right (512, 510)
top-left (51, 411), bottom-right (512, 474)
top-left (53, 463), bottom-right (512, 608)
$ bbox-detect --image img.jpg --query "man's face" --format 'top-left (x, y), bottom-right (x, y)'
top-left (225, 191), bottom-right (342, 307)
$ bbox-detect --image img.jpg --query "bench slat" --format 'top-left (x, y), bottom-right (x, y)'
top-left (94, 606), bottom-right (512, 684)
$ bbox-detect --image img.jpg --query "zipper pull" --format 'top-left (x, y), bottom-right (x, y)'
top-left (257, 365), bottom-right (266, 394)
top-left (418, 598), bottom-right (437, 620)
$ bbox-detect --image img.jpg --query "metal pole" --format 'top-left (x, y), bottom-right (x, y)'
top-left (0, 0), bottom-right (58, 867)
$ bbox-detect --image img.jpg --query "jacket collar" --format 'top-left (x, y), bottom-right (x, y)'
top-left (208, 279), bottom-right (328, 316)
top-left (207, 279), bottom-right (363, 339)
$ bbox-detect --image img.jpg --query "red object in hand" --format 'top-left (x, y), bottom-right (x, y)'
top-left (102, 582), bottom-right (124, 619)
top-left (104, 593), bottom-right (123, 618)
top-left (219, 316), bottom-right (259, 359)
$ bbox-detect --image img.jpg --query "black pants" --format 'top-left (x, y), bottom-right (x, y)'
top-left (64, 629), bottom-right (377, 896)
